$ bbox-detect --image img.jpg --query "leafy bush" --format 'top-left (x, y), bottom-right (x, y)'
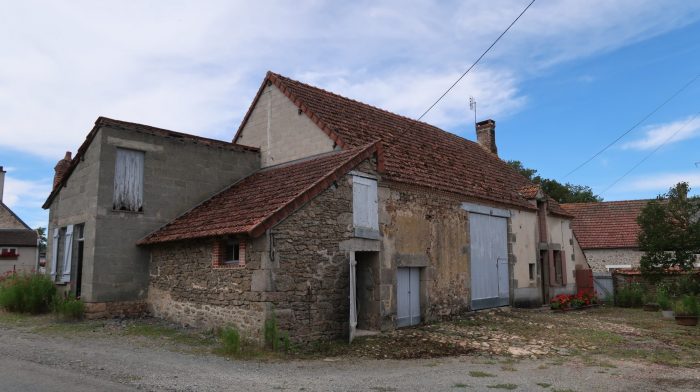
top-left (53, 294), bottom-right (85, 320)
top-left (616, 283), bottom-right (644, 308)
top-left (673, 295), bottom-right (699, 316)
top-left (220, 326), bottom-right (241, 354)
top-left (656, 289), bottom-right (672, 311)
top-left (0, 272), bottom-right (56, 314)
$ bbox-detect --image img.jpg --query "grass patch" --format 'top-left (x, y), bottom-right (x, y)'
top-left (501, 365), bottom-right (517, 371)
top-left (469, 371), bottom-right (495, 378)
top-left (536, 383), bottom-right (551, 388)
top-left (487, 384), bottom-right (518, 390)
top-left (453, 383), bottom-right (470, 388)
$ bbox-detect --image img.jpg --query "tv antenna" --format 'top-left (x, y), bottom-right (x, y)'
top-left (469, 96), bottom-right (477, 129)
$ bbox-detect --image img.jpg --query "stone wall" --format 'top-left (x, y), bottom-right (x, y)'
top-left (147, 168), bottom-right (358, 341)
top-left (0, 205), bottom-right (29, 229)
top-left (378, 182), bottom-right (471, 326)
top-left (584, 248), bottom-right (643, 272)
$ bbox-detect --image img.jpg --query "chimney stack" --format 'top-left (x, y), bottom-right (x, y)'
top-left (0, 166), bottom-right (5, 203)
top-left (53, 152), bottom-right (72, 188)
top-left (476, 119), bottom-right (497, 155)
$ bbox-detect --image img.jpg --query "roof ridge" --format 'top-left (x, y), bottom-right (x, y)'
top-left (268, 71), bottom-right (452, 137)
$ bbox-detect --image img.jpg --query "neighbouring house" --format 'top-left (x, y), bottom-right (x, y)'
top-left (562, 200), bottom-right (650, 272)
top-left (45, 71), bottom-right (588, 341)
top-left (42, 119), bottom-right (260, 315)
top-left (0, 166), bottom-right (39, 274)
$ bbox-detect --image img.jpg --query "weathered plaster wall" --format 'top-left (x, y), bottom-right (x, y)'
top-left (583, 248), bottom-right (643, 272)
top-left (510, 210), bottom-right (538, 289)
top-left (572, 236), bottom-right (589, 270)
top-left (236, 84), bottom-right (336, 167)
top-left (546, 215), bottom-right (577, 296)
top-left (379, 183), bottom-right (471, 327)
top-left (0, 246), bottom-right (37, 274)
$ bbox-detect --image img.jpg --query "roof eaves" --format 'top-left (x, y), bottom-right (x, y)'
top-left (247, 141), bottom-right (379, 237)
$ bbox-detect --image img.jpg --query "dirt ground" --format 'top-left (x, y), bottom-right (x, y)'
top-left (0, 306), bottom-right (698, 391)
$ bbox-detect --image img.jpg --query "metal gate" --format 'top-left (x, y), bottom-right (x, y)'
top-left (593, 272), bottom-right (614, 302)
top-left (397, 267), bottom-right (420, 327)
top-left (470, 213), bottom-right (509, 310)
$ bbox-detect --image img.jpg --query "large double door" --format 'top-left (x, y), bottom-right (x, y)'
top-left (469, 213), bottom-right (510, 310)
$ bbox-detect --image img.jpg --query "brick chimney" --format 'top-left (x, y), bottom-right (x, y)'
top-left (0, 166), bottom-right (5, 203)
top-left (476, 119), bottom-right (497, 155)
top-left (53, 152), bottom-right (72, 188)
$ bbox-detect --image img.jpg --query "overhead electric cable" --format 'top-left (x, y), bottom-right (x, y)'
top-left (416, 0), bottom-right (536, 121)
top-left (563, 72), bottom-right (700, 178)
top-left (601, 110), bottom-right (700, 194)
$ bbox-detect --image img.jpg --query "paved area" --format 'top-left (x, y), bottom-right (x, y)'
top-left (1, 320), bottom-right (698, 392)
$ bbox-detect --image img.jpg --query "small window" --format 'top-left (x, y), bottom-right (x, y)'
top-left (528, 263), bottom-right (535, 281)
top-left (113, 148), bottom-right (144, 212)
top-left (213, 239), bottom-right (245, 268)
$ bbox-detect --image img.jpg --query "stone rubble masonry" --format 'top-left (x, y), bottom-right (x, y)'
top-left (584, 248), bottom-right (644, 272)
top-left (84, 301), bottom-right (148, 319)
top-left (147, 164), bottom-right (361, 341)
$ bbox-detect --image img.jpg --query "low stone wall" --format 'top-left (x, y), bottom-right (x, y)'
top-left (85, 300), bottom-right (148, 319)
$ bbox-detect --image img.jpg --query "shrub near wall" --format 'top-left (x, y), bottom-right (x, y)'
top-left (0, 272), bottom-right (56, 314)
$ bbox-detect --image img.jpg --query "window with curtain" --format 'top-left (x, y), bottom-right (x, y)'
top-left (113, 148), bottom-right (144, 212)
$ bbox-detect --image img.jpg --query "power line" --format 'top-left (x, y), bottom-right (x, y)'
top-left (601, 110), bottom-right (700, 195)
top-left (416, 0), bottom-right (536, 121)
top-left (563, 72), bottom-right (700, 178)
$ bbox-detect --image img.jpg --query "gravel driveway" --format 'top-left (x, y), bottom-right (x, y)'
top-left (1, 319), bottom-right (698, 392)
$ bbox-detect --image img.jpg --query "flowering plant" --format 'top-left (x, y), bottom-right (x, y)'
top-left (550, 290), bottom-right (598, 310)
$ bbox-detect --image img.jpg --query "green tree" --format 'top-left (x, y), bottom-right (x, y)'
top-left (638, 182), bottom-right (700, 274)
top-left (35, 227), bottom-right (47, 254)
top-left (506, 160), bottom-right (602, 203)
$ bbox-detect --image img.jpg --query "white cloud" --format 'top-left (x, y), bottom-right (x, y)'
top-left (2, 176), bottom-right (52, 211)
top-left (623, 116), bottom-right (700, 150)
top-left (626, 172), bottom-right (700, 192)
top-left (0, 0), bottom-right (699, 160)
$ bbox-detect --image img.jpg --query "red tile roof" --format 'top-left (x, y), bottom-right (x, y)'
top-left (43, 117), bottom-right (259, 209)
top-left (561, 200), bottom-right (651, 249)
top-left (235, 72), bottom-right (571, 217)
top-left (0, 229), bottom-right (38, 247)
top-left (139, 142), bottom-right (380, 244)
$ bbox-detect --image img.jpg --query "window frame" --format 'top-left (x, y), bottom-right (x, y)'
top-left (112, 147), bottom-right (145, 213)
top-left (212, 238), bottom-right (246, 269)
top-left (352, 174), bottom-right (379, 239)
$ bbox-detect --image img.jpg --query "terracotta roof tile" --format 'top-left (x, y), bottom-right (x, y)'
top-left (237, 72), bottom-right (571, 217)
top-left (562, 200), bottom-right (650, 249)
top-left (0, 229), bottom-right (38, 247)
top-left (139, 142), bottom-right (379, 244)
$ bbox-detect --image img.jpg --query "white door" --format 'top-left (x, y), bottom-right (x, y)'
top-left (397, 267), bottom-right (420, 327)
top-left (470, 213), bottom-right (509, 310)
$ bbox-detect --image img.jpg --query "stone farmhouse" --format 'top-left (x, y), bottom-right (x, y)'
top-left (45, 71), bottom-right (588, 341)
top-left (0, 166), bottom-right (39, 274)
top-left (562, 200), bottom-right (649, 272)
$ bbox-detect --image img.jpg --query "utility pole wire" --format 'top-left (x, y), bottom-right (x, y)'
top-left (563, 72), bottom-right (700, 179)
top-left (417, 0), bottom-right (536, 121)
top-left (601, 110), bottom-right (700, 194)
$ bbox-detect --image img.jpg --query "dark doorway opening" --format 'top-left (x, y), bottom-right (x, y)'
top-left (75, 224), bottom-right (85, 299)
top-left (355, 251), bottom-right (380, 331)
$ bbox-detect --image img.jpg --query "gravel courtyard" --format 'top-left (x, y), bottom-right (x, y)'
top-left (1, 307), bottom-right (698, 391)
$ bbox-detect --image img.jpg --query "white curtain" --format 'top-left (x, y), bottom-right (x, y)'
top-left (61, 225), bottom-right (73, 283)
top-left (113, 148), bottom-right (144, 211)
top-left (50, 228), bottom-right (59, 279)
top-left (349, 252), bottom-right (357, 343)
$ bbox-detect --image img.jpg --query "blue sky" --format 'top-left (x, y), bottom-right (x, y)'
top-left (1, 0), bottom-right (699, 229)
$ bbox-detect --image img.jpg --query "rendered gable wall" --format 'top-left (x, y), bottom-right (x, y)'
top-left (0, 204), bottom-right (30, 229)
top-left (236, 84), bottom-right (336, 167)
